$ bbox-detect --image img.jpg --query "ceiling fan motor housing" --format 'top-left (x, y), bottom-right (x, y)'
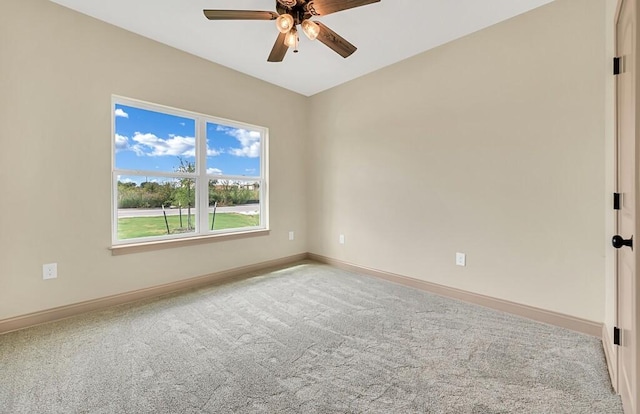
top-left (306, 1), bottom-right (320, 16)
top-left (276, 0), bottom-right (297, 8)
top-left (276, 2), bottom-right (312, 25)
top-left (276, 0), bottom-right (320, 17)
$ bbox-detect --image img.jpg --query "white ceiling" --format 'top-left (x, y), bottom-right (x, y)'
top-left (50, 0), bottom-right (554, 96)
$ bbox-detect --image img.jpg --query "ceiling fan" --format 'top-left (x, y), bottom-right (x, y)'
top-left (203, 0), bottom-right (381, 62)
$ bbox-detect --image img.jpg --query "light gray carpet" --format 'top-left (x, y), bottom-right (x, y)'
top-left (0, 262), bottom-right (622, 413)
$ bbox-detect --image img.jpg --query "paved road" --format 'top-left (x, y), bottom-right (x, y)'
top-left (118, 204), bottom-right (259, 218)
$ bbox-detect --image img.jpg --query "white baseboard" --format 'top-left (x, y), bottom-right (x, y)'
top-left (0, 253), bottom-right (308, 335)
top-left (308, 253), bottom-right (602, 337)
top-left (1, 252), bottom-right (603, 339)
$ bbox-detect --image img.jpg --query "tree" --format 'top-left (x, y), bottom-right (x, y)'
top-left (140, 181), bottom-right (160, 192)
top-left (173, 158), bottom-right (196, 229)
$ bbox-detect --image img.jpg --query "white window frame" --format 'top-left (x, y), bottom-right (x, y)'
top-left (111, 96), bottom-right (268, 246)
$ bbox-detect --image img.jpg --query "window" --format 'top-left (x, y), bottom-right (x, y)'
top-left (112, 97), bottom-right (267, 245)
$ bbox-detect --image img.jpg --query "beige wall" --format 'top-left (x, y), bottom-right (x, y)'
top-left (308, 0), bottom-right (608, 322)
top-left (0, 0), bottom-right (308, 320)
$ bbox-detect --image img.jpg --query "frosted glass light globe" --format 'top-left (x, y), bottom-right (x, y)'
top-left (276, 14), bottom-right (295, 34)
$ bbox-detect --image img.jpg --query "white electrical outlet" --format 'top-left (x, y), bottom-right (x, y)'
top-left (456, 253), bottom-right (466, 267)
top-left (43, 263), bottom-right (58, 280)
top-left (289, 231), bottom-right (295, 241)
top-left (339, 234), bottom-right (345, 244)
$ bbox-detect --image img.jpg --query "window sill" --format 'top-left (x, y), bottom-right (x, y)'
top-left (110, 229), bottom-right (270, 256)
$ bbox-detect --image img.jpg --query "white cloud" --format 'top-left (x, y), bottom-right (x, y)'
top-left (115, 134), bottom-right (129, 151)
top-left (115, 108), bottom-right (129, 118)
top-left (217, 126), bottom-right (261, 158)
top-left (229, 142), bottom-right (260, 158)
top-left (119, 178), bottom-right (135, 184)
top-left (207, 148), bottom-right (222, 156)
top-left (130, 132), bottom-right (196, 157)
top-left (206, 168), bottom-right (223, 175)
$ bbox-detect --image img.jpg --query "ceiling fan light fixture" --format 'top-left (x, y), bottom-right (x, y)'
top-left (284, 27), bottom-right (299, 51)
top-left (202, 0), bottom-right (380, 62)
top-left (301, 19), bottom-right (320, 40)
top-left (276, 13), bottom-right (295, 33)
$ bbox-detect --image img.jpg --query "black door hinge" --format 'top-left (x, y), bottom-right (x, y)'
top-left (614, 57), bottom-right (621, 75)
top-left (614, 327), bottom-right (621, 346)
top-left (614, 193), bottom-right (621, 210)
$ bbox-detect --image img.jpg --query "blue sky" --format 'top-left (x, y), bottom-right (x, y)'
top-left (114, 104), bottom-right (261, 181)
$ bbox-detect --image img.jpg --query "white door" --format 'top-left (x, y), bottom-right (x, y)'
top-left (614, 0), bottom-right (637, 412)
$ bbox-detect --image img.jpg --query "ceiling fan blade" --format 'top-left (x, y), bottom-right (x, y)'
top-left (203, 10), bottom-right (279, 20)
top-left (307, 0), bottom-right (380, 16)
top-left (315, 22), bottom-right (357, 58)
top-left (267, 32), bottom-right (289, 62)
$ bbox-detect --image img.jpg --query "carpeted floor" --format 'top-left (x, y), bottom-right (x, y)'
top-left (0, 262), bottom-right (622, 413)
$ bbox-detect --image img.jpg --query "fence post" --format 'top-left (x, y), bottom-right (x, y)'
top-left (162, 205), bottom-right (170, 234)
top-left (210, 201), bottom-right (217, 230)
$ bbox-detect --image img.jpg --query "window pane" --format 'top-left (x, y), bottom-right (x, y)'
top-left (117, 175), bottom-right (197, 240)
top-left (208, 180), bottom-right (260, 231)
top-left (115, 104), bottom-right (196, 173)
top-left (206, 122), bottom-right (261, 177)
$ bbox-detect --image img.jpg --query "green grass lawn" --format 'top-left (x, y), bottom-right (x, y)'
top-left (118, 213), bottom-right (260, 240)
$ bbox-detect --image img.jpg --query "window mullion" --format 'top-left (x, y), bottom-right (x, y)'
top-left (197, 117), bottom-right (209, 234)
top-left (212, 174), bottom-right (261, 181)
top-left (114, 169), bottom-right (196, 180)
